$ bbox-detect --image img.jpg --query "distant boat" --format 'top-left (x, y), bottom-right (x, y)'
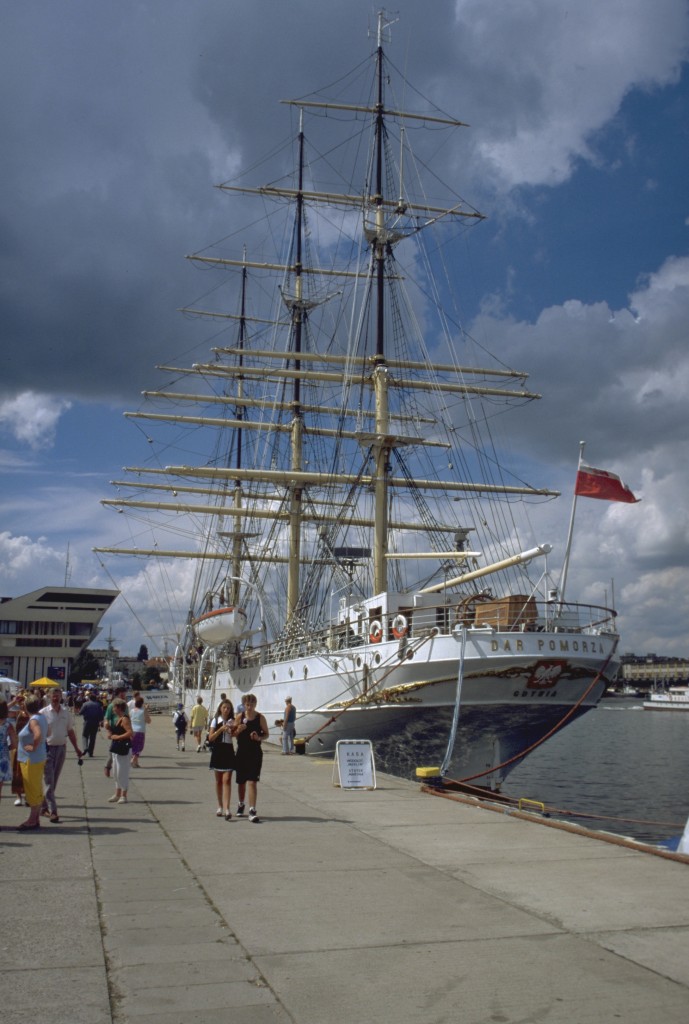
top-left (643, 688), bottom-right (689, 712)
top-left (607, 684), bottom-right (640, 698)
top-left (96, 11), bottom-right (620, 790)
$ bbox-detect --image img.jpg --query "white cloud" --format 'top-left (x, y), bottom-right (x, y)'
top-left (0, 530), bottom-right (65, 582)
top-left (463, 253), bottom-right (689, 655)
top-left (454, 0), bottom-right (689, 189)
top-left (0, 392), bottom-right (72, 450)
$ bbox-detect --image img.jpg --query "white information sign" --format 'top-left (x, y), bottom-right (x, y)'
top-left (143, 690), bottom-right (173, 713)
top-left (333, 740), bottom-right (376, 790)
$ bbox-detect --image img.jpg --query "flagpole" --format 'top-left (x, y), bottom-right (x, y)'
top-left (559, 440), bottom-right (586, 605)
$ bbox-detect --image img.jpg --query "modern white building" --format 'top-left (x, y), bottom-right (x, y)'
top-left (0, 586), bottom-right (119, 685)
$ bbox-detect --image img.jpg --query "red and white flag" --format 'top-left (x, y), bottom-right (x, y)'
top-left (574, 464), bottom-right (639, 503)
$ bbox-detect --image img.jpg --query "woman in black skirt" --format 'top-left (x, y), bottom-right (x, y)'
top-left (208, 700), bottom-right (236, 820)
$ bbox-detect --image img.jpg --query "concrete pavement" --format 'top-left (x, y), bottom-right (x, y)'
top-left (1, 715), bottom-right (687, 1023)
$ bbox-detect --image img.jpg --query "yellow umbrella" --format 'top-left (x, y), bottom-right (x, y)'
top-left (29, 676), bottom-right (61, 689)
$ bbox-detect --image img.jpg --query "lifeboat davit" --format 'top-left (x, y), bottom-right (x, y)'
top-left (193, 607), bottom-right (248, 647)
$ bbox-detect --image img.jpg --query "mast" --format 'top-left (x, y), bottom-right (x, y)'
top-left (371, 10), bottom-right (393, 594)
top-left (286, 109), bottom-right (306, 620)
top-left (229, 254), bottom-right (248, 606)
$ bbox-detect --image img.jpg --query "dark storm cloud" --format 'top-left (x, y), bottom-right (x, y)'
top-left (3, 1), bottom-right (687, 407)
top-left (1, 1), bottom-right (470, 404)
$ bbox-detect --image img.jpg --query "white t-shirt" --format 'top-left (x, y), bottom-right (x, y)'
top-left (210, 716), bottom-right (233, 744)
top-left (39, 704), bottom-right (74, 746)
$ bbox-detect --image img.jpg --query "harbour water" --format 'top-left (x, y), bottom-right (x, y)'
top-left (377, 698), bottom-right (689, 845)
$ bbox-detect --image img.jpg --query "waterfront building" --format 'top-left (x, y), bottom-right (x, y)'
top-left (620, 653), bottom-right (689, 688)
top-left (0, 586), bottom-right (118, 685)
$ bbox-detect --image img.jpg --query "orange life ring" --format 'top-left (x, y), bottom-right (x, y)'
top-left (369, 620), bottom-right (383, 644)
top-left (392, 613), bottom-right (408, 639)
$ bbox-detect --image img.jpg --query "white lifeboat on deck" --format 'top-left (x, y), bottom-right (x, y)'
top-left (193, 606), bottom-right (248, 647)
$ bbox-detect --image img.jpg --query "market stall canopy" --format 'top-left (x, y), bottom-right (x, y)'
top-left (28, 677), bottom-right (61, 689)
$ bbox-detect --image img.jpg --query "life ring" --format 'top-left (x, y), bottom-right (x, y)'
top-left (369, 620), bottom-right (383, 644)
top-left (392, 613), bottom-right (408, 640)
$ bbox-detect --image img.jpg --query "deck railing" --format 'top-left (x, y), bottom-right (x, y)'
top-left (236, 598), bottom-right (616, 667)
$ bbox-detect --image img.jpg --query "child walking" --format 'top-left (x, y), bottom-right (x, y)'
top-left (172, 704), bottom-right (188, 750)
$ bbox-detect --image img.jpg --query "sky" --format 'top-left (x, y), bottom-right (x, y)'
top-left (1, 0), bottom-right (688, 659)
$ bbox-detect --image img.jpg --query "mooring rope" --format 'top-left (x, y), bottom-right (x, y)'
top-left (450, 649), bottom-right (616, 786)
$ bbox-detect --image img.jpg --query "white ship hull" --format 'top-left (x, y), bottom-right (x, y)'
top-left (203, 624), bottom-right (617, 788)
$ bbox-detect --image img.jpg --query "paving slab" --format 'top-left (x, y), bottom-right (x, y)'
top-left (256, 932), bottom-right (689, 1024)
top-left (2, 713), bottom-right (688, 1024)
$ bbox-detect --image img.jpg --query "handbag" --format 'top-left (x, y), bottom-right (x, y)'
top-left (207, 718), bottom-right (222, 749)
top-left (110, 719), bottom-right (131, 755)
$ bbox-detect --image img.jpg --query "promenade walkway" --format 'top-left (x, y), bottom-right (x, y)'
top-left (1, 715), bottom-right (687, 1023)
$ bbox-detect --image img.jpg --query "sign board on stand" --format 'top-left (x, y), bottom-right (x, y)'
top-left (143, 690), bottom-right (173, 713)
top-left (333, 740), bottom-right (377, 790)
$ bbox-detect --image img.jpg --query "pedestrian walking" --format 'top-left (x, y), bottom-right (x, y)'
top-left (0, 700), bottom-right (18, 803)
top-left (234, 694), bottom-right (269, 823)
top-left (190, 696), bottom-right (209, 752)
top-left (130, 697), bottom-right (151, 767)
top-left (208, 700), bottom-right (236, 819)
top-left (172, 704), bottom-right (188, 750)
top-left (9, 693), bottom-right (29, 806)
top-left (79, 691), bottom-right (105, 756)
top-left (16, 696), bottom-right (48, 830)
top-left (39, 687), bottom-right (83, 823)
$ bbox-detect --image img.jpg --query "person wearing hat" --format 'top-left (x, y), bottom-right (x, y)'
top-left (281, 696), bottom-right (296, 755)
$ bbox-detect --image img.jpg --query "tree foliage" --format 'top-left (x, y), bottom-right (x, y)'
top-left (69, 649), bottom-right (102, 684)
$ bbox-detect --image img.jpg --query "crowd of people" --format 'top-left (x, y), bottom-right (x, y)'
top-left (0, 684), bottom-right (295, 831)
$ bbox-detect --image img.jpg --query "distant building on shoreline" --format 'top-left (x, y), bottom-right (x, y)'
top-left (87, 647), bottom-right (171, 688)
top-left (0, 586), bottom-right (119, 685)
top-left (619, 653), bottom-right (689, 689)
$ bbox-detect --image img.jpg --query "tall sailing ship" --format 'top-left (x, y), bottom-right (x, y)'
top-left (97, 13), bottom-right (619, 789)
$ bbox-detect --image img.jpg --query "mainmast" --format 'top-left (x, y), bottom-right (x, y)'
top-left (228, 254), bottom-right (248, 607)
top-left (370, 9), bottom-right (395, 595)
top-left (285, 109), bottom-right (307, 620)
